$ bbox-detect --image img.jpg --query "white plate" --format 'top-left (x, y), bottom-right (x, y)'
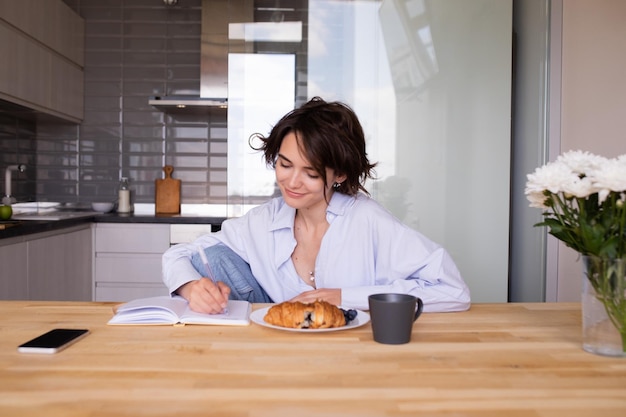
top-left (250, 306), bottom-right (370, 333)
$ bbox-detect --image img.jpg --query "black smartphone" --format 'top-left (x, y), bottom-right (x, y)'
top-left (17, 329), bottom-right (90, 354)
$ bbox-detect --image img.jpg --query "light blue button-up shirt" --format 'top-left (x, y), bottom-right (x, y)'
top-left (162, 192), bottom-right (470, 312)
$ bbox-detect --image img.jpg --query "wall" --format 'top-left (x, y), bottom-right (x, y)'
top-left (555, 0), bottom-right (626, 301)
top-left (1, 0), bottom-right (228, 205)
top-left (70, 0), bottom-right (229, 204)
top-left (0, 110), bottom-right (36, 201)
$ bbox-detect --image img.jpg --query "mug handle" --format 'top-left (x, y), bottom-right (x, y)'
top-left (413, 298), bottom-right (424, 321)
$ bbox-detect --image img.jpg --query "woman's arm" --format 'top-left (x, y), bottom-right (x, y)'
top-left (321, 194), bottom-right (471, 312)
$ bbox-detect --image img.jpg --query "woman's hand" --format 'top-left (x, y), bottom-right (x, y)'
top-left (289, 288), bottom-right (342, 305)
top-left (176, 278), bottom-right (231, 314)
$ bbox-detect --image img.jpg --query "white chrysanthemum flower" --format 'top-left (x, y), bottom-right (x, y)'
top-left (525, 160), bottom-right (577, 195)
top-left (591, 156), bottom-right (626, 202)
top-left (526, 190), bottom-right (549, 209)
top-left (561, 175), bottom-right (597, 198)
top-left (527, 151), bottom-right (626, 289)
top-left (557, 149), bottom-right (607, 176)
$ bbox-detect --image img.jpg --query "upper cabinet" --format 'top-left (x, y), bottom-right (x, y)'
top-left (0, 0), bottom-right (84, 123)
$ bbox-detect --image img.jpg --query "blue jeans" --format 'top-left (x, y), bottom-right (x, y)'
top-left (190, 244), bottom-right (273, 303)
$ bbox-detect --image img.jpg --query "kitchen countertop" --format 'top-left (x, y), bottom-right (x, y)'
top-left (0, 211), bottom-right (227, 240)
top-left (94, 212), bottom-right (227, 225)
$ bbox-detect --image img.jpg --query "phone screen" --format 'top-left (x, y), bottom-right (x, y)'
top-left (17, 329), bottom-right (89, 354)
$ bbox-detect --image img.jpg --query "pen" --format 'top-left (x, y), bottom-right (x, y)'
top-left (197, 248), bottom-right (228, 314)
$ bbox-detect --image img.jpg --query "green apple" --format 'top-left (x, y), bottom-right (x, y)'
top-left (0, 205), bottom-right (12, 220)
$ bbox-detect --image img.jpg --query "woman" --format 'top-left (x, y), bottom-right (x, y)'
top-left (162, 97), bottom-right (470, 314)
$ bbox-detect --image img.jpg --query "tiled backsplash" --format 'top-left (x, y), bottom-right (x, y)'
top-left (1, 0), bottom-right (228, 205)
top-left (0, 112), bottom-right (37, 201)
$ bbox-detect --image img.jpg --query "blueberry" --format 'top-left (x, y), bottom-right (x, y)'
top-left (340, 308), bottom-right (358, 323)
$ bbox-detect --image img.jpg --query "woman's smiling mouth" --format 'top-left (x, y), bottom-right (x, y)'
top-left (284, 188), bottom-right (305, 198)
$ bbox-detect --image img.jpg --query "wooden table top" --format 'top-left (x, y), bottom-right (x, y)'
top-left (1, 301), bottom-right (625, 416)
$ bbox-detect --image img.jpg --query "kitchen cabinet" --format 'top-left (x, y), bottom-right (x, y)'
top-left (0, 239), bottom-right (27, 299)
top-left (0, 225), bottom-right (92, 301)
top-left (93, 223), bottom-right (216, 302)
top-left (93, 223), bottom-right (171, 302)
top-left (0, 0), bottom-right (84, 122)
top-left (28, 226), bottom-right (92, 301)
top-left (169, 223), bottom-right (214, 245)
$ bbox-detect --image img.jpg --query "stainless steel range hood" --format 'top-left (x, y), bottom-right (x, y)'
top-left (149, 0), bottom-right (229, 114)
top-left (148, 96), bottom-right (227, 114)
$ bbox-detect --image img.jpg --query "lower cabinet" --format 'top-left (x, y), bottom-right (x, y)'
top-left (1, 221), bottom-right (216, 302)
top-left (0, 225), bottom-right (92, 301)
top-left (93, 223), bottom-right (171, 302)
top-left (0, 240), bottom-right (28, 299)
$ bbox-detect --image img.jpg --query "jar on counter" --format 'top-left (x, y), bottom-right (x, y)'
top-left (118, 177), bottom-right (131, 213)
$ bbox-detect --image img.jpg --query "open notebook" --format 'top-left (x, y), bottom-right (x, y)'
top-left (108, 296), bottom-right (251, 326)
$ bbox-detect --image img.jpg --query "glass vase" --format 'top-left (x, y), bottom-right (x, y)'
top-left (582, 255), bottom-right (626, 357)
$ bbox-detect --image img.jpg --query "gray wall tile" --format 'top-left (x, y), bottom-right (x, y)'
top-left (0, 0), bottom-right (306, 206)
top-left (40, 0), bottom-right (226, 205)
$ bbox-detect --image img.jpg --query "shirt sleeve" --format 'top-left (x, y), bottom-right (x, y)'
top-left (333, 195), bottom-right (471, 312)
top-left (341, 246), bottom-right (471, 312)
top-left (161, 211), bottom-right (258, 295)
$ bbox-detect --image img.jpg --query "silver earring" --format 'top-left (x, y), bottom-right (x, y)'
top-left (334, 182), bottom-right (341, 189)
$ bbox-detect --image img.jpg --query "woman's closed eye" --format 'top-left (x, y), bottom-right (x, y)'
top-left (277, 153), bottom-right (320, 180)
top-left (280, 163), bottom-right (318, 179)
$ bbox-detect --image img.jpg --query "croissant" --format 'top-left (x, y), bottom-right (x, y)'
top-left (264, 300), bottom-right (346, 329)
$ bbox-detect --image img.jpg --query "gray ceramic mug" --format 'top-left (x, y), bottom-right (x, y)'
top-left (368, 293), bottom-right (424, 344)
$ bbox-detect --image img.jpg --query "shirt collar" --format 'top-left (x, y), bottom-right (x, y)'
top-left (269, 198), bottom-right (296, 232)
top-left (326, 191), bottom-right (355, 217)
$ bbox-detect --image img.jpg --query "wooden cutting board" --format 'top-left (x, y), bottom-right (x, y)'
top-left (0, 221), bottom-right (20, 230)
top-left (155, 165), bottom-right (181, 214)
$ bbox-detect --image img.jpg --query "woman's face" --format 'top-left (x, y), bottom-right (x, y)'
top-left (275, 131), bottom-right (344, 211)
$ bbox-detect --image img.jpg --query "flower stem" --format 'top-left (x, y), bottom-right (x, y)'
top-left (587, 256), bottom-right (626, 353)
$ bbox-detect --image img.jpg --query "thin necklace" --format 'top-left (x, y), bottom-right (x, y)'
top-left (295, 212), bottom-right (319, 283)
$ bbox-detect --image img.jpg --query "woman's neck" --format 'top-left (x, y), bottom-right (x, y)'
top-left (292, 195), bottom-right (332, 288)
top-left (295, 191), bottom-right (333, 229)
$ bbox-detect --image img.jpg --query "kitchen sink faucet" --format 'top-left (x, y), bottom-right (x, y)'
top-left (3, 164), bottom-right (26, 205)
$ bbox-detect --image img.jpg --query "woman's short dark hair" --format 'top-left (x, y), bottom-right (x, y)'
top-left (250, 97), bottom-right (377, 196)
